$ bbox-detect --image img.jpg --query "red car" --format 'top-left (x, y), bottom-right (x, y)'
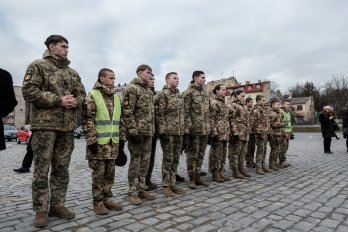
top-left (17, 125), bottom-right (32, 144)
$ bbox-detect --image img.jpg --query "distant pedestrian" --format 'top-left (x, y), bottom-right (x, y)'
top-left (343, 110), bottom-right (348, 152)
top-left (0, 68), bottom-right (18, 151)
top-left (319, 106), bottom-right (336, 154)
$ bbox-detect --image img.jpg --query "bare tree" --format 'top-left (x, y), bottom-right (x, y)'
top-left (322, 75), bottom-right (348, 117)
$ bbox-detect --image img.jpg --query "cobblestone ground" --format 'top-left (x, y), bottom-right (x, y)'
top-left (1, 133), bottom-right (348, 232)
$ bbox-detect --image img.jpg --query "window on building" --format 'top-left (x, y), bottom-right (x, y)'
top-left (256, 84), bottom-right (260, 89)
top-left (297, 105), bottom-right (303, 111)
top-left (248, 86), bottom-right (252, 90)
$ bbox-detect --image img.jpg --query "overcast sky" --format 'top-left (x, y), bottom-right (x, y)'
top-left (1, 0), bottom-right (347, 92)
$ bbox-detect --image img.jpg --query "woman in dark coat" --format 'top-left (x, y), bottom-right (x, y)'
top-left (0, 68), bottom-right (18, 150)
top-left (342, 110), bottom-right (348, 152)
top-left (319, 106), bottom-right (336, 154)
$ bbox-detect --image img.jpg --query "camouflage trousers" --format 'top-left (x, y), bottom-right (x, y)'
top-left (187, 135), bottom-right (208, 178)
top-left (128, 136), bottom-right (152, 195)
top-left (255, 135), bottom-right (268, 166)
top-left (88, 159), bottom-right (115, 203)
top-left (269, 139), bottom-right (283, 166)
top-left (279, 139), bottom-right (289, 162)
top-left (208, 140), bottom-right (227, 173)
top-left (245, 134), bottom-right (255, 164)
top-left (160, 135), bottom-right (182, 187)
top-left (146, 135), bottom-right (157, 185)
top-left (228, 137), bottom-right (248, 169)
top-left (31, 130), bottom-right (74, 212)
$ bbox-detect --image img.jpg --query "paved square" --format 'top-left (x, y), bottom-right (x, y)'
top-left (1, 133), bottom-right (348, 231)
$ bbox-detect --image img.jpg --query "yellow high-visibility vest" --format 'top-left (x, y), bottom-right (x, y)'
top-left (280, 109), bottom-right (293, 133)
top-left (91, 90), bottom-right (121, 144)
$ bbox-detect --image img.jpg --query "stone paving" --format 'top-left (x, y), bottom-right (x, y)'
top-left (1, 133), bottom-right (348, 232)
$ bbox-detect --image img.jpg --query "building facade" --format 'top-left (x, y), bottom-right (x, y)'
top-left (290, 96), bottom-right (316, 124)
top-left (227, 80), bottom-right (272, 102)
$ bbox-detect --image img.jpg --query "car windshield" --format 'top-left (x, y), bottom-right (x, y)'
top-left (4, 125), bottom-right (17, 130)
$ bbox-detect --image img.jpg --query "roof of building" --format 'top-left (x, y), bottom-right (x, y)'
top-left (290, 97), bottom-right (310, 105)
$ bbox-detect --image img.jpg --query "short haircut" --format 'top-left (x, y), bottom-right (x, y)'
top-left (136, 64), bottom-right (152, 74)
top-left (98, 68), bottom-right (114, 82)
top-left (282, 99), bottom-right (290, 104)
top-left (192, 70), bottom-right (204, 80)
top-left (165, 72), bottom-right (177, 80)
top-left (271, 99), bottom-right (279, 106)
top-left (246, 97), bottom-right (253, 103)
top-left (212, 84), bottom-right (224, 94)
top-left (44, 35), bottom-right (68, 49)
top-left (255, 95), bottom-right (264, 102)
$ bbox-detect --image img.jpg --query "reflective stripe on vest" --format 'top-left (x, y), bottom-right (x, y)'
top-left (90, 90), bottom-right (121, 144)
top-left (280, 109), bottom-right (293, 133)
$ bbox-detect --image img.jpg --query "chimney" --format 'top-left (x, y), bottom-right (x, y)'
top-left (245, 81), bottom-right (250, 85)
top-left (258, 79), bottom-right (261, 83)
top-left (288, 90), bottom-right (293, 99)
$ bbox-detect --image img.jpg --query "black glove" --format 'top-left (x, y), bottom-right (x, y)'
top-left (160, 134), bottom-right (170, 142)
top-left (212, 135), bottom-right (219, 142)
top-left (207, 135), bottom-right (212, 145)
top-left (183, 134), bottom-right (190, 152)
top-left (290, 134), bottom-right (294, 140)
top-left (116, 140), bottom-right (127, 166)
top-left (189, 134), bottom-right (196, 141)
top-left (88, 143), bottom-right (98, 154)
top-left (128, 135), bottom-right (142, 144)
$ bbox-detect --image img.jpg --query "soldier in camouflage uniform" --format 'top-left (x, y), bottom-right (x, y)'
top-left (22, 35), bottom-right (86, 228)
top-left (145, 73), bottom-right (158, 191)
top-left (228, 90), bottom-right (251, 179)
top-left (279, 99), bottom-right (293, 168)
top-left (122, 64), bottom-right (156, 205)
top-left (245, 97), bottom-right (256, 168)
top-left (155, 72), bottom-right (185, 197)
top-left (268, 99), bottom-right (285, 171)
top-left (251, 95), bottom-right (273, 175)
top-left (83, 68), bottom-right (123, 215)
top-left (182, 71), bottom-right (210, 189)
top-left (208, 84), bottom-right (230, 183)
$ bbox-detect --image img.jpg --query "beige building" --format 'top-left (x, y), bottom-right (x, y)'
top-left (290, 96), bottom-right (316, 124)
top-left (205, 77), bottom-right (239, 95)
top-left (2, 86), bottom-right (25, 127)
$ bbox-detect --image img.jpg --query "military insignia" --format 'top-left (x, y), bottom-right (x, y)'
top-left (123, 100), bottom-right (129, 106)
top-left (155, 105), bottom-right (159, 110)
top-left (24, 70), bottom-right (33, 81)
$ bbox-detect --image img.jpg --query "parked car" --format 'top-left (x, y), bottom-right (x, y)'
top-left (74, 126), bottom-right (84, 139)
top-left (3, 124), bottom-right (18, 142)
top-left (17, 125), bottom-right (32, 144)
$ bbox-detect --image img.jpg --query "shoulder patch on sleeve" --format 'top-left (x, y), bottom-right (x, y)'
top-left (24, 70), bottom-right (33, 81)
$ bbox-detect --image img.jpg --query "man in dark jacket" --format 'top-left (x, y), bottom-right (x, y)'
top-left (0, 68), bottom-right (18, 151)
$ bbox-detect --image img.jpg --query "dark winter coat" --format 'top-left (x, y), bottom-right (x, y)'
top-left (342, 111), bottom-right (348, 138)
top-left (319, 111), bottom-right (336, 138)
top-left (0, 68), bottom-right (18, 150)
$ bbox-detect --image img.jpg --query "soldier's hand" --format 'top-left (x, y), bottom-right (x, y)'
top-left (160, 134), bottom-right (170, 142)
top-left (88, 143), bottom-right (98, 154)
top-left (61, 95), bottom-right (77, 108)
top-left (128, 135), bottom-right (143, 144)
top-left (212, 135), bottom-right (219, 142)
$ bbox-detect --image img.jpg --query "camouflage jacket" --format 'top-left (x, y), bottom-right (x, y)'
top-left (210, 95), bottom-right (230, 141)
top-left (182, 83), bottom-right (210, 135)
top-left (22, 50), bottom-right (86, 131)
top-left (121, 78), bottom-right (155, 136)
top-left (154, 85), bottom-right (184, 136)
top-left (228, 96), bottom-right (250, 141)
top-left (251, 105), bottom-right (270, 138)
top-left (83, 82), bottom-right (119, 160)
top-left (269, 108), bottom-right (284, 140)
